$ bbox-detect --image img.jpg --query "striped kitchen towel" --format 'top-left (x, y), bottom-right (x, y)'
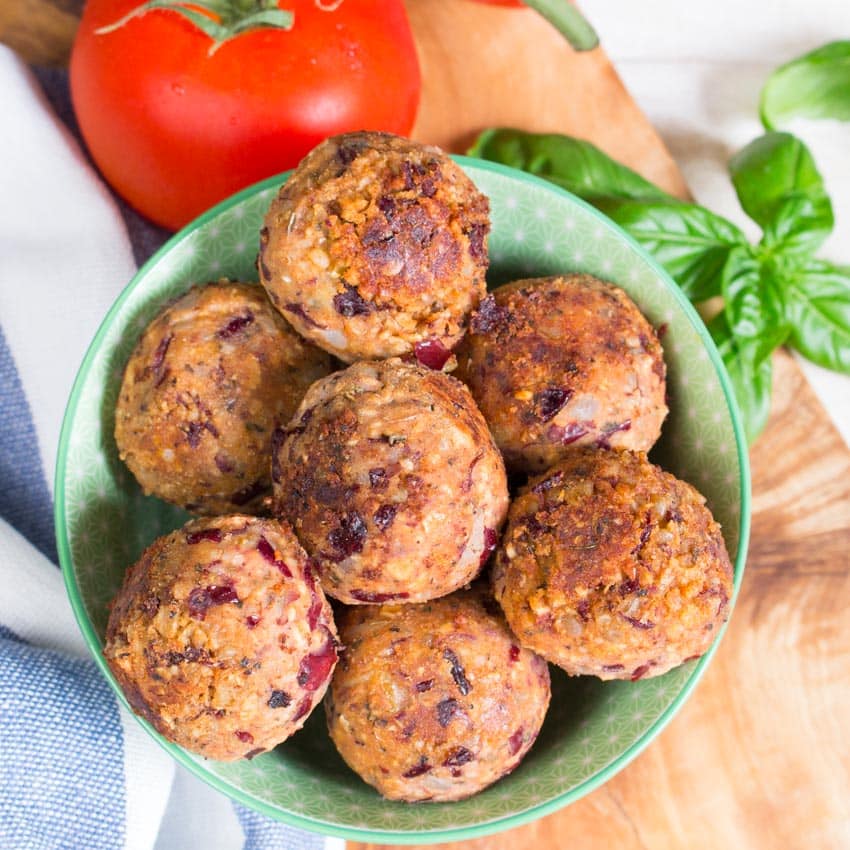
top-left (0, 45), bottom-right (341, 850)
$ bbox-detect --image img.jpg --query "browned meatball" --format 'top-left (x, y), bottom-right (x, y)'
top-left (114, 281), bottom-right (332, 514)
top-left (455, 275), bottom-right (667, 474)
top-left (258, 131), bottom-right (489, 363)
top-left (104, 516), bottom-right (338, 761)
top-left (326, 587), bottom-right (551, 802)
top-left (273, 358), bottom-right (509, 605)
top-left (493, 449), bottom-right (733, 681)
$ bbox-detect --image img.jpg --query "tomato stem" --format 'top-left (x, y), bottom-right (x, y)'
top-left (522, 0), bottom-right (599, 51)
top-left (95, 0), bottom-right (294, 55)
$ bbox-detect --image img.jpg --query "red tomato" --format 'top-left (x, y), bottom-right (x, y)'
top-left (70, 0), bottom-right (421, 229)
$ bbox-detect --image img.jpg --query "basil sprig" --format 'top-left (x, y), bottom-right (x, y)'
top-left (729, 132), bottom-right (834, 260)
top-left (761, 41), bottom-right (850, 130)
top-left (469, 128), bottom-right (850, 443)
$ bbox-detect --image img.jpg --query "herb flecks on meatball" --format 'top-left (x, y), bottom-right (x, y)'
top-left (326, 587), bottom-right (550, 801)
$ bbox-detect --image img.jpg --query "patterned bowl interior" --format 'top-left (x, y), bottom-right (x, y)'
top-left (56, 158), bottom-right (749, 844)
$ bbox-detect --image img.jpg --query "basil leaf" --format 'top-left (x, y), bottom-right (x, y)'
top-left (761, 41), bottom-right (850, 130)
top-left (728, 132), bottom-right (833, 258)
top-left (765, 193), bottom-right (835, 261)
top-left (468, 129), bottom-right (671, 205)
top-left (721, 246), bottom-right (789, 365)
top-left (709, 312), bottom-right (773, 444)
top-left (784, 260), bottom-right (850, 373)
top-left (728, 132), bottom-right (826, 225)
top-left (600, 199), bottom-right (748, 302)
top-left (470, 128), bottom-right (751, 301)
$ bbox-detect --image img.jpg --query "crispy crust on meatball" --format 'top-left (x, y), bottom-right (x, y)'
top-left (273, 358), bottom-right (509, 605)
top-left (492, 449), bottom-right (734, 680)
top-left (326, 587), bottom-right (551, 802)
top-left (455, 275), bottom-right (667, 473)
top-left (259, 131), bottom-right (489, 362)
top-left (104, 516), bottom-right (337, 761)
top-left (114, 281), bottom-right (332, 514)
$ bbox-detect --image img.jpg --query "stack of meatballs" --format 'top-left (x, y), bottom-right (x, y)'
top-left (106, 131), bottom-right (734, 803)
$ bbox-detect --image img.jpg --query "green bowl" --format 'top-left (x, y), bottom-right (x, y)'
top-left (55, 158), bottom-right (750, 844)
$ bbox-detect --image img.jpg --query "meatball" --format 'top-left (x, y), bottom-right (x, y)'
top-left (114, 281), bottom-right (332, 514)
top-left (493, 449), bottom-right (734, 681)
top-left (454, 275), bottom-right (667, 473)
top-left (104, 516), bottom-right (338, 761)
top-left (273, 358), bottom-right (509, 605)
top-left (258, 131), bottom-right (489, 363)
top-left (326, 587), bottom-right (551, 802)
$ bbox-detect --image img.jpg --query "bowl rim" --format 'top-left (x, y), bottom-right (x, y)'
top-left (55, 155), bottom-right (751, 845)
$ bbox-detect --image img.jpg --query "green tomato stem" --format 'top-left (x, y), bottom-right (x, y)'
top-left (521, 0), bottom-right (599, 52)
top-left (95, 0), bottom-right (293, 55)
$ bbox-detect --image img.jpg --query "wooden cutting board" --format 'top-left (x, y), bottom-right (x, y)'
top-left (354, 2), bottom-right (850, 849)
top-left (2, 1), bottom-right (849, 846)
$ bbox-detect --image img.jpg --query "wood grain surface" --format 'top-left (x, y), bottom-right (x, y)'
top-left (2, 1), bottom-right (848, 846)
top-left (0, 0), bottom-right (82, 65)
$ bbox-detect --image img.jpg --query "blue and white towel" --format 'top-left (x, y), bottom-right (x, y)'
top-left (0, 47), bottom-right (341, 850)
